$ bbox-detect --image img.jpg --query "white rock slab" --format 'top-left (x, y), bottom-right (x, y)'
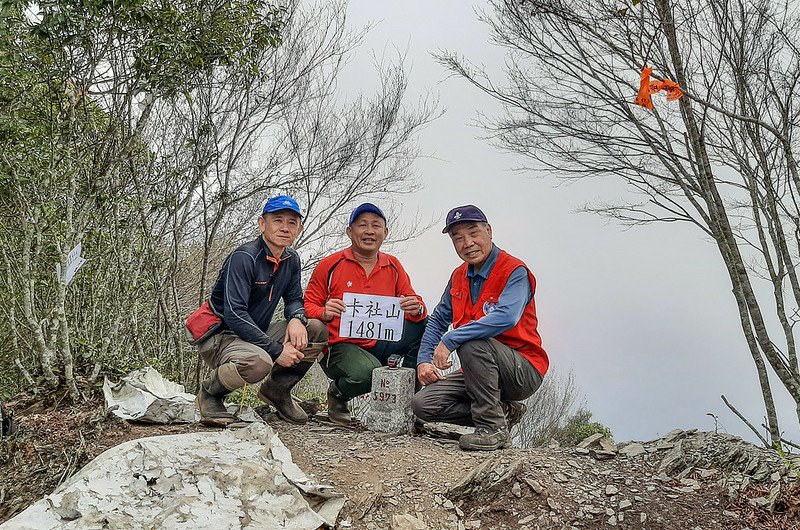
top-left (2, 423), bottom-right (343, 529)
top-left (103, 366), bottom-right (197, 423)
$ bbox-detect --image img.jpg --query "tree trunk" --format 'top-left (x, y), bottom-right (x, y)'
top-left (655, 0), bottom-right (789, 444)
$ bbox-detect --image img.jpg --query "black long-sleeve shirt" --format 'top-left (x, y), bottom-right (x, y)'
top-left (209, 237), bottom-right (304, 359)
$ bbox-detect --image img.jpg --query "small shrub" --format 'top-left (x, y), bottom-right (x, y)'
top-left (551, 408), bottom-right (613, 446)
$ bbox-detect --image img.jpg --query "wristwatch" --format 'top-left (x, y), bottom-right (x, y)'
top-left (291, 311), bottom-right (309, 326)
top-left (417, 303), bottom-right (424, 317)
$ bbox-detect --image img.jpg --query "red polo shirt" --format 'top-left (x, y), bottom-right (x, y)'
top-left (304, 248), bottom-right (426, 348)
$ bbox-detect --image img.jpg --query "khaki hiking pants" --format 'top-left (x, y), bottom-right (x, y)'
top-left (198, 319), bottom-right (328, 388)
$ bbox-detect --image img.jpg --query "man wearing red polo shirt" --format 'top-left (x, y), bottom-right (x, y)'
top-left (305, 203), bottom-right (427, 424)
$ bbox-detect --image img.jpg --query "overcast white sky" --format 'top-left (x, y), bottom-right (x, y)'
top-left (329, 0), bottom-right (797, 444)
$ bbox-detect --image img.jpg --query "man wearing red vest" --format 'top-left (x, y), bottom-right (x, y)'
top-left (411, 205), bottom-right (548, 451)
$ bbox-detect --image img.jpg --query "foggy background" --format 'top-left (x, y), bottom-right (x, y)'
top-left (321, 0), bottom-right (798, 444)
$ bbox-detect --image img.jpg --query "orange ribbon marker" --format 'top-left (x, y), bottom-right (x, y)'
top-left (634, 66), bottom-right (683, 109)
top-left (635, 66), bottom-right (654, 109)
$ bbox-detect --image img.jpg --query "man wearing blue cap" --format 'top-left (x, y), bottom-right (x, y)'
top-left (411, 205), bottom-right (548, 451)
top-left (304, 203), bottom-right (428, 424)
top-left (188, 195), bottom-right (328, 426)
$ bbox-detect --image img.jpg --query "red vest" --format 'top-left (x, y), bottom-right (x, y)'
top-left (450, 250), bottom-right (549, 376)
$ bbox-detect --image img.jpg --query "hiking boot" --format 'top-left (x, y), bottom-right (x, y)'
top-left (459, 427), bottom-right (512, 451)
top-left (326, 382), bottom-right (351, 425)
top-left (196, 369), bottom-right (236, 427)
top-left (503, 401), bottom-right (527, 430)
top-left (258, 362), bottom-right (314, 424)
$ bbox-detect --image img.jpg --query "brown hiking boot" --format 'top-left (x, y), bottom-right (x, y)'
top-left (459, 427), bottom-right (512, 451)
top-left (258, 362), bottom-right (313, 424)
top-left (503, 401), bottom-right (527, 430)
top-left (326, 382), bottom-right (351, 425)
top-left (196, 370), bottom-right (236, 427)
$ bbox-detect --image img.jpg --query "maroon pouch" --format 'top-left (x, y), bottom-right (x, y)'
top-left (185, 301), bottom-right (222, 345)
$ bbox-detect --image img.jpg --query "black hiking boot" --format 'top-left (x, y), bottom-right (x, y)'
top-left (459, 427), bottom-right (512, 451)
top-left (196, 369), bottom-right (236, 427)
top-left (326, 382), bottom-right (351, 425)
top-left (258, 362), bottom-right (314, 424)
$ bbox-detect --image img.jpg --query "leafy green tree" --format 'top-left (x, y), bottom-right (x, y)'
top-left (0, 0), bottom-right (285, 400)
top-left (0, 0), bottom-right (435, 400)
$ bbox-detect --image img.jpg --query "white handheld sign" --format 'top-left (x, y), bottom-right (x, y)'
top-left (339, 292), bottom-right (404, 342)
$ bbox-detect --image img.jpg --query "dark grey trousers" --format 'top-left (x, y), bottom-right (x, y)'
top-left (411, 338), bottom-right (543, 430)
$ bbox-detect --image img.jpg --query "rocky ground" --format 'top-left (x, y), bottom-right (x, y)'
top-left (274, 416), bottom-right (799, 530)
top-left (0, 393), bottom-right (798, 529)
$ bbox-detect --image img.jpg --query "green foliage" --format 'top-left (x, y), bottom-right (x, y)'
top-left (774, 442), bottom-right (800, 480)
top-left (0, 0), bottom-right (433, 403)
top-left (0, 0), bottom-right (287, 392)
top-left (26, 0), bottom-right (286, 95)
top-left (226, 385), bottom-right (262, 410)
top-left (550, 408), bottom-right (613, 447)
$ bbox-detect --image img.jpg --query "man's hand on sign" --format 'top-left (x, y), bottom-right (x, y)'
top-left (417, 362), bottom-right (445, 386)
top-left (399, 295), bottom-right (423, 316)
top-left (322, 298), bottom-right (346, 322)
top-left (276, 343), bottom-right (305, 368)
top-left (285, 318), bottom-right (308, 350)
top-left (432, 341), bottom-right (453, 370)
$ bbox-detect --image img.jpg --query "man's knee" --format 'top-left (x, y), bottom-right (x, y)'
top-left (458, 339), bottom-right (497, 370)
top-left (240, 359), bottom-right (272, 383)
top-left (329, 348), bottom-right (381, 398)
top-left (216, 337), bottom-right (273, 383)
top-left (216, 362), bottom-right (247, 390)
top-left (458, 339), bottom-right (494, 356)
top-left (341, 363), bottom-right (377, 396)
top-left (230, 351), bottom-right (272, 384)
top-left (307, 318), bottom-right (328, 343)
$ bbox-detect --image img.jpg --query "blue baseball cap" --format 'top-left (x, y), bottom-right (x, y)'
top-left (349, 203), bottom-right (386, 225)
top-left (442, 205), bottom-right (488, 233)
top-left (263, 195), bottom-right (303, 217)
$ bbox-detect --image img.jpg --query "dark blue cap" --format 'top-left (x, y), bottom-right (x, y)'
top-left (349, 203), bottom-right (386, 225)
top-left (442, 205), bottom-right (488, 233)
top-left (263, 195), bottom-right (303, 217)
